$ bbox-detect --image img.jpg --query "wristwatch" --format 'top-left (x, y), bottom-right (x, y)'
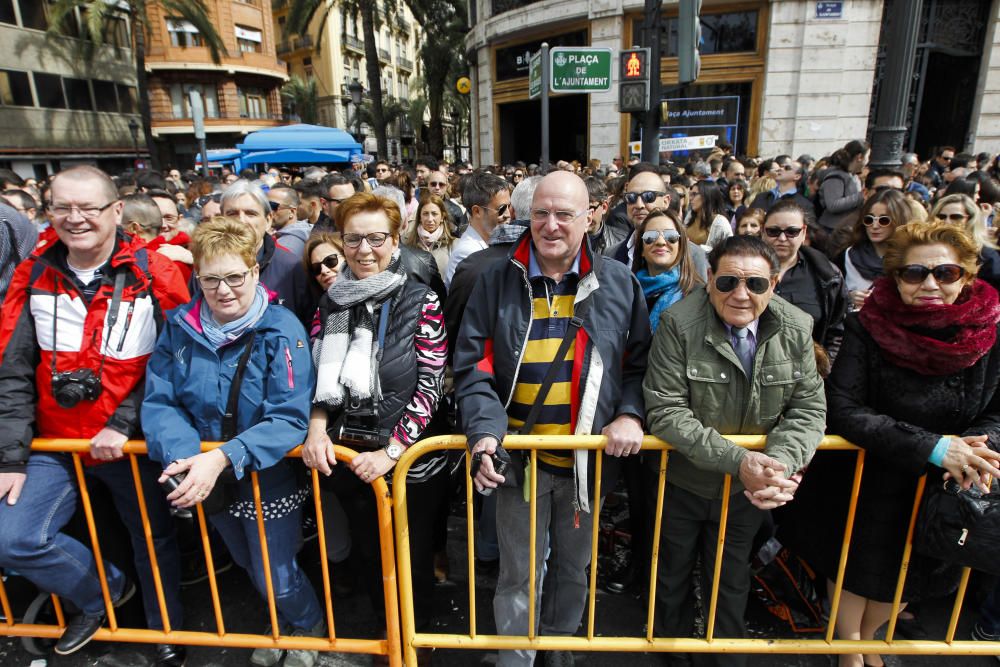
top-left (385, 442), bottom-right (404, 461)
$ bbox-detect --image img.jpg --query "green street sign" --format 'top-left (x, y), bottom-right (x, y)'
top-left (529, 51), bottom-right (542, 100)
top-left (549, 47), bottom-right (613, 93)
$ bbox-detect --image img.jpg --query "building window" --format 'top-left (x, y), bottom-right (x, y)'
top-left (0, 69), bottom-right (32, 106)
top-left (238, 87), bottom-right (268, 119)
top-left (92, 80), bottom-right (118, 112)
top-left (63, 77), bottom-right (93, 111)
top-left (117, 84), bottom-right (137, 113)
top-left (0, 1), bottom-right (15, 25)
top-left (638, 10), bottom-right (759, 57)
top-left (34, 73), bottom-right (66, 109)
top-left (170, 83), bottom-right (219, 119)
top-left (18, 0), bottom-right (46, 30)
top-left (105, 14), bottom-right (130, 50)
top-left (235, 25), bottom-right (263, 53)
top-left (166, 19), bottom-right (203, 48)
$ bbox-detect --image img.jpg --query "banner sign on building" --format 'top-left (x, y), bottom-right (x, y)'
top-left (659, 95), bottom-right (740, 155)
top-left (658, 135), bottom-right (718, 153)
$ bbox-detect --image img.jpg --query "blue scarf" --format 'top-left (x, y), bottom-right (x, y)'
top-left (200, 283), bottom-right (269, 349)
top-left (636, 267), bottom-right (683, 332)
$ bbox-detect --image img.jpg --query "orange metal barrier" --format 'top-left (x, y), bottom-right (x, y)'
top-left (392, 435), bottom-right (1000, 665)
top-left (0, 439), bottom-right (402, 667)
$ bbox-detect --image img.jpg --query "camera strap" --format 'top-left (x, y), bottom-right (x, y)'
top-left (221, 330), bottom-right (258, 442)
top-left (50, 270), bottom-right (126, 379)
top-left (514, 316), bottom-right (582, 436)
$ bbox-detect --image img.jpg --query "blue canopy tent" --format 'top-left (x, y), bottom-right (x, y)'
top-left (237, 124), bottom-right (363, 166)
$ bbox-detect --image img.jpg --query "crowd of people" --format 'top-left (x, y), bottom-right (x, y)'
top-left (0, 140), bottom-right (999, 667)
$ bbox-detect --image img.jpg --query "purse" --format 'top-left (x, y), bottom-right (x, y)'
top-left (913, 475), bottom-right (1000, 576)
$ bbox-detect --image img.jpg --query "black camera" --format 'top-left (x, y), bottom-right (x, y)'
top-left (51, 369), bottom-right (102, 409)
top-left (470, 444), bottom-right (513, 497)
top-left (333, 406), bottom-right (385, 449)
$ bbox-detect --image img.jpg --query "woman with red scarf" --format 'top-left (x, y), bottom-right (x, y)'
top-left (780, 221), bottom-right (1000, 667)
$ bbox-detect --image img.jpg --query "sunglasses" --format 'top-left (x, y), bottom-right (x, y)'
top-left (428, 181), bottom-right (448, 187)
top-left (863, 215), bottom-right (893, 227)
top-left (763, 226), bottom-right (802, 239)
top-left (483, 203), bottom-right (511, 217)
top-left (311, 253), bottom-right (340, 275)
top-left (624, 190), bottom-right (666, 205)
top-left (936, 212), bottom-right (969, 223)
top-left (897, 264), bottom-right (966, 285)
top-left (642, 229), bottom-right (681, 245)
top-left (714, 275), bottom-right (772, 294)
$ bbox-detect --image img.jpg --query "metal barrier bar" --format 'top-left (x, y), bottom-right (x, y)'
top-left (704, 475), bottom-right (733, 643)
top-left (885, 474), bottom-right (926, 642)
top-left (310, 469), bottom-right (337, 641)
top-left (1, 439), bottom-right (400, 665)
top-left (825, 449), bottom-right (865, 644)
top-left (393, 434), bottom-right (993, 663)
top-left (527, 448), bottom-right (538, 641)
top-left (585, 451), bottom-right (603, 640)
top-left (251, 470), bottom-right (282, 640)
top-left (127, 453), bottom-right (171, 634)
top-left (464, 453), bottom-right (477, 639)
top-left (194, 502), bottom-right (226, 635)
top-left (70, 453), bottom-right (118, 631)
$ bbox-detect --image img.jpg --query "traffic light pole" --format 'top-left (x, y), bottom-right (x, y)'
top-left (640, 0), bottom-right (662, 164)
top-left (541, 42), bottom-right (550, 171)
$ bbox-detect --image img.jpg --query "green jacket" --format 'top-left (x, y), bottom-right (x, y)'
top-left (643, 288), bottom-right (826, 499)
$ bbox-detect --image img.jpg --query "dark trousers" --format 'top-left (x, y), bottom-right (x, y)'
top-left (651, 482), bottom-right (762, 667)
top-left (325, 463), bottom-right (449, 632)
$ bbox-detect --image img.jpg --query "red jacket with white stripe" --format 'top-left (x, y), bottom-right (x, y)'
top-left (0, 229), bottom-right (189, 471)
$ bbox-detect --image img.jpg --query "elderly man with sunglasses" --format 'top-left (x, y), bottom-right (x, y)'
top-left (643, 234), bottom-right (826, 667)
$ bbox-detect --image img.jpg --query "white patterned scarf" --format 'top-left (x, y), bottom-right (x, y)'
top-left (312, 250), bottom-right (406, 408)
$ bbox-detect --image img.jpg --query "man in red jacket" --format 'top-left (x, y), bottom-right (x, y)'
top-left (0, 166), bottom-right (190, 665)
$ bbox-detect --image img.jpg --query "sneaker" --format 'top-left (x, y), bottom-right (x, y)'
top-left (283, 621), bottom-right (325, 667)
top-left (971, 623), bottom-right (1000, 662)
top-left (250, 623), bottom-right (290, 667)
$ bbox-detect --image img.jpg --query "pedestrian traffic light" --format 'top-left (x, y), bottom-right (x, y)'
top-left (619, 47), bottom-right (651, 113)
top-left (678, 0), bottom-right (702, 84)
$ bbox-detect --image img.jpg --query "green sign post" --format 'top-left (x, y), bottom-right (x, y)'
top-left (549, 47), bottom-right (613, 93)
top-left (529, 51), bottom-right (542, 100)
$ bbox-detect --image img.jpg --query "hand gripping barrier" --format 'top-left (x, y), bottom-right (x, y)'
top-left (392, 435), bottom-right (1000, 665)
top-left (0, 439), bottom-right (402, 667)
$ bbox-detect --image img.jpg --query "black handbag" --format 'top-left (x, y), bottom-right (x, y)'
top-left (913, 476), bottom-right (1000, 576)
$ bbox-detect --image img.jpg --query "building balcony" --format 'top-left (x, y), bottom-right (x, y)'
top-left (272, 0), bottom-right (288, 8)
top-left (398, 17), bottom-right (411, 33)
top-left (342, 33), bottom-right (364, 54)
top-left (378, 47), bottom-right (391, 63)
top-left (397, 56), bottom-right (413, 71)
top-left (151, 114), bottom-right (285, 136)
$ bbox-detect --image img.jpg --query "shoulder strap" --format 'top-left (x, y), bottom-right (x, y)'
top-left (221, 331), bottom-right (258, 442)
top-left (515, 316), bottom-right (583, 436)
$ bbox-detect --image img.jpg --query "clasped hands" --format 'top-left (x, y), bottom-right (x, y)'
top-left (739, 451), bottom-right (800, 510)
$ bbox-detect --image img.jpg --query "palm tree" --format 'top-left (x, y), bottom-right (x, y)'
top-left (347, 98), bottom-right (408, 148)
top-left (403, 0), bottom-right (468, 158)
top-left (281, 75), bottom-right (319, 125)
top-left (48, 0), bottom-right (226, 171)
top-left (287, 0), bottom-right (399, 159)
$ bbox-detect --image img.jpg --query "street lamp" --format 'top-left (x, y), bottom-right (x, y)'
top-left (347, 78), bottom-right (363, 146)
top-left (127, 117), bottom-right (140, 167)
top-left (450, 109), bottom-right (460, 163)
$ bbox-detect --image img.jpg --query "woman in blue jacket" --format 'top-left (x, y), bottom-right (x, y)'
top-left (143, 218), bottom-right (323, 667)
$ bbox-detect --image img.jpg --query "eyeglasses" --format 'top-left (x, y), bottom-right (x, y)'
top-left (343, 232), bottom-right (391, 248)
top-left (897, 264), bottom-right (966, 285)
top-left (588, 202), bottom-right (604, 212)
top-left (714, 275), bottom-right (772, 294)
top-left (763, 226), bottom-right (803, 239)
top-left (624, 191), bottom-right (666, 205)
top-left (311, 253), bottom-right (340, 275)
top-left (483, 204), bottom-right (511, 217)
top-left (160, 214), bottom-right (179, 224)
top-left (50, 201), bottom-right (117, 220)
top-left (641, 229), bottom-right (681, 245)
top-left (530, 208), bottom-right (585, 224)
top-left (268, 201), bottom-right (294, 212)
top-left (197, 269), bottom-right (252, 291)
top-left (936, 212), bottom-right (970, 223)
top-left (428, 181), bottom-right (448, 188)
top-left (863, 214), bottom-right (892, 227)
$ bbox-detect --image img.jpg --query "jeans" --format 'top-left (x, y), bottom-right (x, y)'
top-left (494, 469), bottom-right (596, 667)
top-left (209, 464), bottom-right (322, 633)
top-left (0, 452), bottom-right (182, 629)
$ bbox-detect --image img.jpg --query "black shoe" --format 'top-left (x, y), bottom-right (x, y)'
top-left (605, 561), bottom-right (635, 594)
top-left (541, 650), bottom-right (575, 667)
top-left (180, 550), bottom-right (234, 586)
top-left (54, 611), bottom-right (106, 655)
top-left (894, 613), bottom-right (929, 640)
top-left (474, 558), bottom-right (499, 577)
top-left (155, 643), bottom-right (187, 667)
